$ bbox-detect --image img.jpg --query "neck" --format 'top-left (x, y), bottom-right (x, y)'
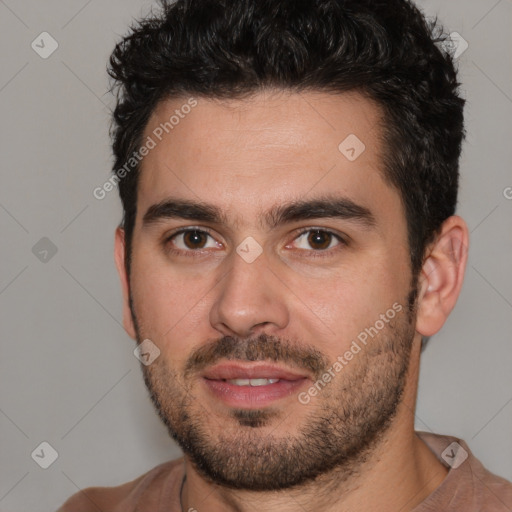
top-left (181, 341), bottom-right (447, 512)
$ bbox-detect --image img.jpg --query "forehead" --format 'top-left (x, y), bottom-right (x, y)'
top-left (136, 90), bottom-right (402, 229)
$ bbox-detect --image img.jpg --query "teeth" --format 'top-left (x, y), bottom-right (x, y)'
top-left (227, 378), bottom-right (279, 386)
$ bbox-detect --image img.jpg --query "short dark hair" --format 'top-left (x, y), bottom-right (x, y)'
top-left (108, 0), bottom-right (465, 278)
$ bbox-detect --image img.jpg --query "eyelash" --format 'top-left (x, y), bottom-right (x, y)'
top-left (163, 227), bottom-right (347, 258)
top-left (164, 227), bottom-right (219, 258)
top-left (292, 227), bottom-right (347, 257)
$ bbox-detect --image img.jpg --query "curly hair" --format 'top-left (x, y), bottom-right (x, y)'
top-left (108, 0), bottom-right (465, 278)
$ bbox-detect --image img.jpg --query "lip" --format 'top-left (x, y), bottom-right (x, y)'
top-left (202, 362), bottom-right (310, 409)
top-left (202, 362), bottom-right (309, 381)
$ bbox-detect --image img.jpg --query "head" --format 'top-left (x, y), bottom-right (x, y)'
top-left (110, 0), bottom-right (468, 491)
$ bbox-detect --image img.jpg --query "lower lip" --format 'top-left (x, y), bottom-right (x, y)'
top-left (203, 378), bottom-right (308, 408)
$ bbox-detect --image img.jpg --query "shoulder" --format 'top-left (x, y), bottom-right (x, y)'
top-left (57, 458), bottom-right (184, 512)
top-left (470, 456), bottom-right (512, 508)
top-left (416, 431), bottom-right (512, 511)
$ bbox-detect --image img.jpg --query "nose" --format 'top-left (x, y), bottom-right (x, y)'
top-left (209, 248), bottom-right (289, 338)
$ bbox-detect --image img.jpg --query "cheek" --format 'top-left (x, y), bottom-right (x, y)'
top-left (129, 253), bottom-right (213, 350)
top-left (297, 257), bottom-right (406, 357)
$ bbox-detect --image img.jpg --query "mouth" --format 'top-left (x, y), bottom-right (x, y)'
top-left (201, 362), bottom-right (310, 408)
top-left (221, 378), bottom-right (280, 386)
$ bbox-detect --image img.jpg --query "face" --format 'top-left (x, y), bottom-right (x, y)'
top-left (120, 90), bottom-right (419, 490)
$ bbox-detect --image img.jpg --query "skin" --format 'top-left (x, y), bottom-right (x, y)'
top-left (114, 89), bottom-right (469, 512)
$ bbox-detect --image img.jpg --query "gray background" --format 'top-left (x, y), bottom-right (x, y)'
top-left (0, 0), bottom-right (511, 510)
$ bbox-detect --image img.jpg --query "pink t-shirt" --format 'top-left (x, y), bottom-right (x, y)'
top-left (58, 432), bottom-right (512, 511)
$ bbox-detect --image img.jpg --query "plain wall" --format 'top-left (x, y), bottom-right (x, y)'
top-left (0, 1), bottom-right (511, 510)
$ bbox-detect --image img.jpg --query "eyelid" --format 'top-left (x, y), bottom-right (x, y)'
top-left (163, 225), bottom-right (348, 257)
top-left (291, 227), bottom-right (348, 245)
top-left (165, 226), bottom-right (346, 242)
top-left (165, 225), bottom-right (215, 240)
top-left (282, 227), bottom-right (349, 260)
top-left (164, 226), bottom-right (223, 252)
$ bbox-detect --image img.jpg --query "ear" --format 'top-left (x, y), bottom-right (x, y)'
top-left (415, 215), bottom-right (469, 337)
top-left (114, 226), bottom-right (137, 340)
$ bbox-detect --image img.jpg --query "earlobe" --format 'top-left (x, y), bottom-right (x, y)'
top-left (114, 227), bottom-right (137, 340)
top-left (415, 216), bottom-right (469, 337)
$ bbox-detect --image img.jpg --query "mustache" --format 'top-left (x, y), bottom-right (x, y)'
top-left (184, 333), bottom-right (329, 380)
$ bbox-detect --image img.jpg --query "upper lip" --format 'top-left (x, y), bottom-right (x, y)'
top-left (202, 362), bottom-right (309, 381)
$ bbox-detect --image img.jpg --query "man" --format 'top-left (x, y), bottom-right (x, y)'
top-left (59, 0), bottom-right (512, 510)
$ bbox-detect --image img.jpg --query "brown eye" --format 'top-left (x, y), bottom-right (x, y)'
top-left (289, 228), bottom-right (345, 253)
top-left (182, 230), bottom-right (208, 249)
top-left (307, 230), bottom-right (333, 250)
top-left (167, 229), bottom-right (220, 252)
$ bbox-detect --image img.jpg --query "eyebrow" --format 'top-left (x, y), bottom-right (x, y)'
top-left (266, 196), bottom-right (376, 229)
top-left (142, 195), bottom-right (376, 230)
